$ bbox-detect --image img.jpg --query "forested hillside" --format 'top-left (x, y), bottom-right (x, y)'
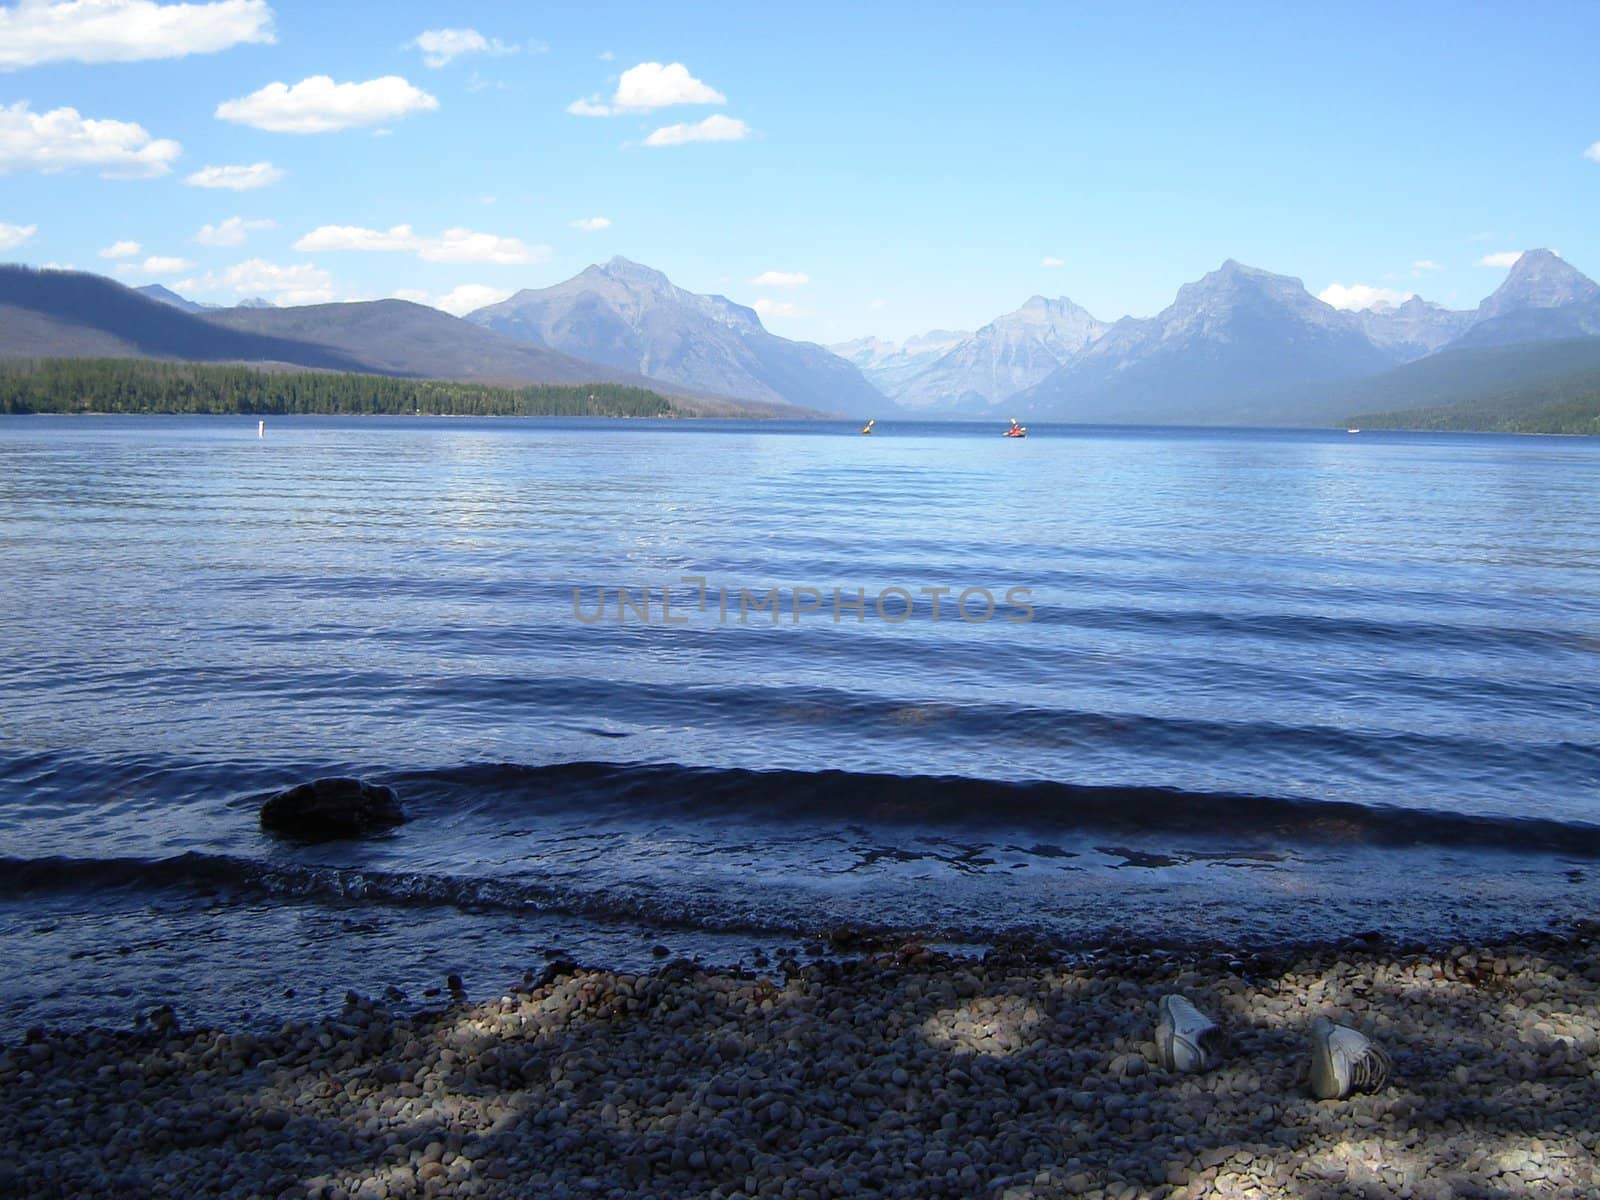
top-left (0, 359), bottom-right (674, 418)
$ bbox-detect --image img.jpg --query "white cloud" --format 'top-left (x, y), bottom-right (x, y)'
top-left (1317, 282), bottom-right (1415, 311)
top-left (143, 255), bottom-right (192, 273)
top-left (98, 239), bottom-right (140, 258)
top-left (183, 161), bottom-right (282, 189)
top-left (1477, 251), bottom-right (1523, 268)
top-left (868, 297), bottom-right (886, 311)
top-left (1411, 259), bottom-right (1443, 272)
top-left (753, 298), bottom-right (799, 319)
top-left (571, 216), bottom-right (611, 232)
top-left (0, 0), bottom-right (273, 70)
top-left (390, 283), bottom-right (510, 315)
top-left (644, 114), bottom-right (750, 146)
top-left (294, 224), bottom-right (412, 252)
top-left (195, 216), bottom-right (274, 246)
top-left (216, 76), bottom-right (438, 134)
top-left (116, 254), bottom-right (193, 275)
top-left (293, 223), bottom-right (548, 265)
top-left (0, 100), bottom-right (180, 177)
top-left (614, 61), bottom-right (724, 111)
top-left (409, 28), bottom-right (515, 69)
top-left (435, 283), bottom-right (511, 315)
top-left (178, 257), bottom-right (335, 305)
top-left (0, 221), bottom-right (38, 249)
top-left (751, 270), bottom-right (808, 288)
top-left (1041, 256), bottom-right (1065, 268)
top-left (1583, 142), bottom-right (1600, 163)
top-left (570, 60), bottom-right (725, 117)
top-left (422, 228), bottom-right (545, 264)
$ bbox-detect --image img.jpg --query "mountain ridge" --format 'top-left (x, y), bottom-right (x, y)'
top-left (468, 257), bottom-right (883, 414)
top-left (1012, 259), bottom-right (1394, 424)
top-left (888, 296), bottom-right (1108, 412)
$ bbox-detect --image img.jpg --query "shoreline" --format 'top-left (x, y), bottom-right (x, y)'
top-left (5, 927), bottom-right (1598, 1199)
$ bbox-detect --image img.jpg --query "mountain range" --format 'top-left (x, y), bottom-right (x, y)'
top-left (875, 297), bottom-right (1106, 413)
top-left (3, 249), bottom-right (1598, 427)
top-left (847, 249), bottom-right (1600, 424)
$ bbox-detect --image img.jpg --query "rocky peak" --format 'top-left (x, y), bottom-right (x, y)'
top-left (594, 256), bottom-right (673, 289)
top-left (1175, 260), bottom-right (1316, 311)
top-left (1477, 249), bottom-right (1600, 320)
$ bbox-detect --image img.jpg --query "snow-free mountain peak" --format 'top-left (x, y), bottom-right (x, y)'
top-left (1015, 258), bottom-right (1390, 423)
top-left (467, 258), bottom-right (880, 413)
top-left (880, 296), bottom-right (1107, 412)
top-left (1476, 249), bottom-right (1600, 321)
top-left (593, 256), bottom-right (674, 289)
top-left (1448, 249), bottom-right (1600, 349)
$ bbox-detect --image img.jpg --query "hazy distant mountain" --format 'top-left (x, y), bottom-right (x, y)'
top-left (1356, 297), bottom-right (1474, 361)
top-left (467, 257), bottom-right (883, 414)
top-left (137, 284), bottom-right (277, 313)
top-left (135, 283), bottom-right (209, 313)
top-left (893, 296), bottom-right (1107, 412)
top-left (1017, 260), bottom-right (1393, 424)
top-left (1449, 250), bottom-right (1600, 349)
top-left (830, 330), bottom-right (969, 396)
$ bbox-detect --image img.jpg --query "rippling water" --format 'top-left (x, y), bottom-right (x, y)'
top-left (1, 415), bottom-right (1597, 1033)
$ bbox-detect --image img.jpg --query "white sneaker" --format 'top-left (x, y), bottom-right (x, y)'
top-left (1155, 994), bottom-right (1226, 1072)
top-left (1310, 1016), bottom-right (1392, 1099)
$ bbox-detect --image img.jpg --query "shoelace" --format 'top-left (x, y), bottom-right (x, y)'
top-left (1345, 1040), bottom-right (1392, 1093)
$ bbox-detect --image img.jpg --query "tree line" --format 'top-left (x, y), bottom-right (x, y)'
top-left (1348, 374), bottom-right (1600, 435)
top-left (0, 358), bottom-right (675, 418)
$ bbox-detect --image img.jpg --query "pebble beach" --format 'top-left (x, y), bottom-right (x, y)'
top-left (5, 930), bottom-right (1600, 1200)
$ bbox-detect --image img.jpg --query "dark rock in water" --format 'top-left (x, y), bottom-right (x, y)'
top-left (259, 777), bottom-right (405, 839)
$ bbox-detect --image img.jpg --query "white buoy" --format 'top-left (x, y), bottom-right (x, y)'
top-left (258, 419), bottom-right (265, 438)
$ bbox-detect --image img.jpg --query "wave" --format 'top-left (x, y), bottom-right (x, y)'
top-left (0, 852), bottom-right (803, 939)
top-left (387, 761), bottom-right (1600, 856)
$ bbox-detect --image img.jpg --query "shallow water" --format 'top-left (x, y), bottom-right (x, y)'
top-left (1, 415), bottom-right (1597, 1034)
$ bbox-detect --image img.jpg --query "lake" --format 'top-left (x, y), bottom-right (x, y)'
top-left (1, 415), bottom-right (1597, 1033)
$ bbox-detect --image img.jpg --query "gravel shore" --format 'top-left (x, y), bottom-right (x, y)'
top-left (4, 930), bottom-right (1599, 1200)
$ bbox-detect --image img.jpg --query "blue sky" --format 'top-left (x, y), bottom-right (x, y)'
top-left (2, 0), bottom-right (1597, 343)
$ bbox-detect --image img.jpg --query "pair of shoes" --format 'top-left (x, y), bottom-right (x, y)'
top-left (1153, 994), bottom-right (1391, 1100)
